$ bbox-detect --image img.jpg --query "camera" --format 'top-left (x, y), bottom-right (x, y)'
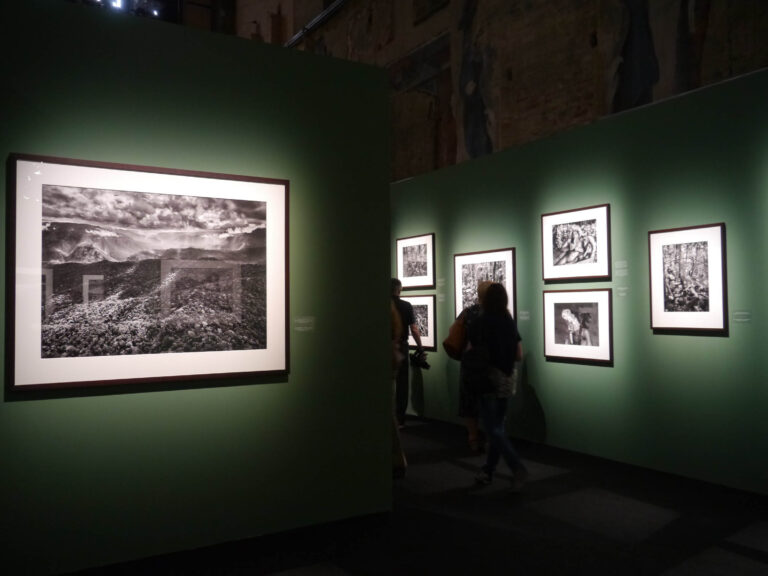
top-left (409, 349), bottom-right (430, 370)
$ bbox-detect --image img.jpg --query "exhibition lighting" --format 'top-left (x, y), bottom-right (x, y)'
top-left (111, 0), bottom-right (122, 8)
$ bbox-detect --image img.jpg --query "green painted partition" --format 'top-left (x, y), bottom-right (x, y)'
top-left (392, 69), bottom-right (768, 495)
top-left (0, 2), bottom-right (390, 574)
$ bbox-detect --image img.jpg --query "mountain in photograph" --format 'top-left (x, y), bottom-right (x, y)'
top-left (40, 186), bottom-right (270, 358)
top-left (42, 222), bottom-right (266, 265)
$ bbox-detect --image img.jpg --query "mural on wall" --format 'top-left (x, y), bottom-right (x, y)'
top-left (611, 0), bottom-right (660, 112)
top-left (277, 0), bottom-right (766, 180)
top-left (458, 0), bottom-right (493, 159)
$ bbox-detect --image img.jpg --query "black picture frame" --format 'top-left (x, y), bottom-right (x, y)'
top-left (7, 153), bottom-right (289, 391)
top-left (543, 289), bottom-right (613, 365)
top-left (541, 204), bottom-right (611, 283)
top-left (648, 223), bottom-right (728, 335)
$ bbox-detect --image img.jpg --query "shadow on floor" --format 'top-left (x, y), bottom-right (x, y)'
top-left (71, 418), bottom-right (768, 576)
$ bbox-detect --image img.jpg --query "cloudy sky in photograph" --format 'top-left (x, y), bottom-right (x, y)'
top-left (42, 185), bottom-right (266, 234)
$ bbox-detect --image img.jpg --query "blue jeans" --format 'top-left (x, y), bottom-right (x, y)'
top-left (478, 394), bottom-right (525, 477)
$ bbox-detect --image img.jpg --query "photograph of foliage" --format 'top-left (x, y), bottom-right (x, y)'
top-left (541, 204), bottom-right (610, 282)
top-left (9, 154), bottom-right (288, 390)
top-left (662, 241), bottom-right (709, 312)
top-left (453, 248), bottom-right (516, 318)
top-left (648, 223), bottom-right (726, 333)
top-left (401, 295), bottom-right (436, 351)
top-left (396, 233), bottom-right (435, 289)
top-left (544, 289), bottom-right (612, 364)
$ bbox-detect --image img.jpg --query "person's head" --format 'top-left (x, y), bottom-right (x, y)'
top-left (477, 280), bottom-right (492, 305)
top-left (482, 282), bottom-right (509, 315)
top-left (391, 277), bottom-right (402, 297)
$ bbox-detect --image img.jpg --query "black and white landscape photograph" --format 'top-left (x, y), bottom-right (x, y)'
top-left (460, 260), bottom-right (506, 310)
top-left (662, 241), bottom-right (709, 312)
top-left (41, 184), bottom-right (267, 358)
top-left (552, 219), bottom-right (598, 266)
top-left (412, 304), bottom-right (429, 338)
top-left (396, 233), bottom-right (435, 289)
top-left (402, 243), bottom-right (428, 277)
top-left (554, 302), bottom-right (599, 347)
top-left (401, 294), bottom-right (436, 350)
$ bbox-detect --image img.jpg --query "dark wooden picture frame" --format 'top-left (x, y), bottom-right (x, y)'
top-left (543, 289), bottom-right (613, 365)
top-left (396, 232), bottom-right (435, 290)
top-left (400, 294), bottom-right (437, 351)
top-left (453, 248), bottom-right (516, 319)
top-left (7, 153), bottom-right (289, 391)
top-left (541, 204), bottom-right (611, 282)
top-left (648, 223), bottom-right (727, 335)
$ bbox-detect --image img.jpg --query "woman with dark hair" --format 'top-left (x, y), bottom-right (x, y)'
top-left (466, 282), bottom-right (528, 491)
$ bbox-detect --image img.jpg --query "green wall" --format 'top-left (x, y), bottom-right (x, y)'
top-left (0, 2), bottom-right (390, 574)
top-left (392, 69), bottom-right (768, 494)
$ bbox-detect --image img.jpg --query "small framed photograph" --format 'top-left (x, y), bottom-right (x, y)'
top-left (543, 289), bottom-right (613, 365)
top-left (541, 204), bottom-right (611, 282)
top-left (400, 295), bottom-right (436, 351)
top-left (396, 233), bottom-right (435, 290)
top-left (7, 153), bottom-right (288, 391)
top-left (648, 223), bottom-right (727, 334)
top-left (453, 248), bottom-right (516, 319)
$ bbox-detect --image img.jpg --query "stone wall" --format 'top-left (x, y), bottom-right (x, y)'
top-left (236, 0), bottom-right (768, 181)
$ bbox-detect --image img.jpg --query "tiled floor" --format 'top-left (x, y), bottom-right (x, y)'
top-left (72, 418), bottom-right (768, 575)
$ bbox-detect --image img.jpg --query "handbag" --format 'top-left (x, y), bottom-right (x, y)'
top-left (442, 315), bottom-right (466, 360)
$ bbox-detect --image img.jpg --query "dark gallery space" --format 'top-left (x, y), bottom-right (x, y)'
top-left (2, 1), bottom-right (768, 575)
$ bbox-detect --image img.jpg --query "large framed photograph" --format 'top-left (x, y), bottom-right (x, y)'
top-left (541, 204), bottom-right (611, 282)
top-left (453, 248), bottom-right (516, 319)
top-left (7, 154), bottom-right (288, 391)
top-left (648, 223), bottom-right (727, 334)
top-left (396, 233), bottom-right (435, 289)
top-left (543, 289), bottom-right (613, 365)
top-left (400, 295), bottom-right (436, 351)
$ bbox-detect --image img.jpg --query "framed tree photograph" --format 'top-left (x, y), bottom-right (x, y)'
top-left (541, 204), bottom-right (611, 282)
top-left (396, 233), bottom-right (435, 289)
top-left (543, 289), bottom-right (613, 364)
top-left (400, 295), bottom-right (436, 351)
top-left (453, 248), bottom-right (516, 319)
top-left (648, 223), bottom-right (727, 334)
top-left (7, 153), bottom-right (289, 391)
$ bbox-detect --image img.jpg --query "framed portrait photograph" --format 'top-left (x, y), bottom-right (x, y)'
top-left (648, 223), bottom-right (727, 334)
top-left (541, 204), bottom-right (611, 282)
top-left (7, 153), bottom-right (289, 391)
top-left (396, 233), bottom-right (435, 289)
top-left (400, 295), bottom-right (436, 351)
top-left (543, 289), bottom-right (613, 365)
top-left (453, 248), bottom-right (516, 319)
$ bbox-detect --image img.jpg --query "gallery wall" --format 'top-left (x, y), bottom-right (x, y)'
top-left (391, 68), bottom-right (768, 494)
top-left (0, 2), bottom-right (390, 574)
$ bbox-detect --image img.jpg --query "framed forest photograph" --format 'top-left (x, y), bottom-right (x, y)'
top-left (396, 233), bottom-right (435, 289)
top-left (400, 295), bottom-right (436, 351)
top-left (543, 289), bottom-right (613, 364)
top-left (7, 154), bottom-right (288, 391)
top-left (453, 248), bottom-right (516, 319)
top-left (648, 223), bottom-right (727, 333)
top-left (541, 204), bottom-right (611, 282)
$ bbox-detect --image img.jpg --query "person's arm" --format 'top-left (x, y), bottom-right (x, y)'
top-left (410, 323), bottom-right (424, 351)
top-left (515, 341), bottom-right (523, 362)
